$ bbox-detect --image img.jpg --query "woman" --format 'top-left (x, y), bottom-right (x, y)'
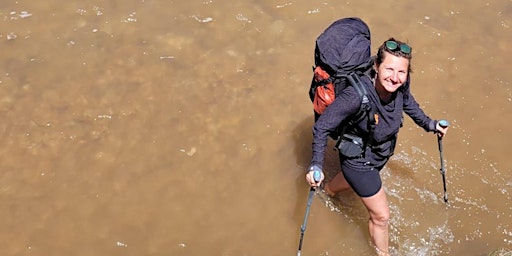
top-left (305, 38), bottom-right (448, 255)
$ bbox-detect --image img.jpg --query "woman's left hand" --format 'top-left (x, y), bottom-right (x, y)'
top-left (436, 121), bottom-right (449, 137)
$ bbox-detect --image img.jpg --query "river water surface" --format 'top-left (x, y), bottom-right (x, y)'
top-left (1, 1), bottom-right (511, 255)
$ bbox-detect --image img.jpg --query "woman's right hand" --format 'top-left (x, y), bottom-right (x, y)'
top-left (306, 165), bottom-right (324, 187)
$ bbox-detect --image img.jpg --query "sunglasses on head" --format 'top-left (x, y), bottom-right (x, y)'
top-left (385, 40), bottom-right (412, 54)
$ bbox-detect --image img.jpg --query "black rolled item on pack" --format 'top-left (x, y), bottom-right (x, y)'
top-left (315, 17), bottom-right (371, 76)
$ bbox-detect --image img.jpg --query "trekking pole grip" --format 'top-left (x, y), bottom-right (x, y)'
top-left (313, 170), bottom-right (321, 183)
top-left (437, 119), bottom-right (449, 149)
top-left (309, 165), bottom-right (322, 184)
top-left (439, 119), bottom-right (449, 129)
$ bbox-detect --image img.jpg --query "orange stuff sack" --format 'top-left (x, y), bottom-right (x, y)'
top-left (312, 66), bottom-right (335, 114)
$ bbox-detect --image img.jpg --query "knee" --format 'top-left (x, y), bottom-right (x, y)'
top-left (370, 212), bottom-right (390, 228)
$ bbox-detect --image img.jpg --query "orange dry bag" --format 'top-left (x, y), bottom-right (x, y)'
top-left (312, 66), bottom-right (335, 114)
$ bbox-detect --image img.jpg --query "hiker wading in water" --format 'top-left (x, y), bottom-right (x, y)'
top-left (306, 38), bottom-right (449, 255)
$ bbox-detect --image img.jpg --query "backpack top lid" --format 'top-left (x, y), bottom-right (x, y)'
top-left (315, 17), bottom-right (371, 77)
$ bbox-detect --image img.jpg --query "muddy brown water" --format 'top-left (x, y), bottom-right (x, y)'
top-left (1, 1), bottom-right (511, 255)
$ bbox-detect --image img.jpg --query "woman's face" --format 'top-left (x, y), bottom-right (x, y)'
top-left (375, 51), bottom-right (409, 94)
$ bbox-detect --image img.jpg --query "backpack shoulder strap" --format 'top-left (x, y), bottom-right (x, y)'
top-left (346, 73), bottom-right (371, 122)
top-left (346, 73), bottom-right (376, 150)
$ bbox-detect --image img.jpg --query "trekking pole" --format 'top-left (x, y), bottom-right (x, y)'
top-left (297, 170), bottom-right (321, 256)
top-left (437, 120), bottom-right (450, 203)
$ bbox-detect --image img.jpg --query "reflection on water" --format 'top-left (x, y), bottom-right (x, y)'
top-left (1, 1), bottom-right (511, 255)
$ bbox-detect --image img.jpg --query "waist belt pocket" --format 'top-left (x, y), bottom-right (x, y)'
top-left (336, 134), bottom-right (364, 158)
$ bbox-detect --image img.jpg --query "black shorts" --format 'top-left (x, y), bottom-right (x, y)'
top-left (339, 152), bottom-right (388, 197)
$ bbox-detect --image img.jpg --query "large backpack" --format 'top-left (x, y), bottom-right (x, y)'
top-left (308, 17), bottom-right (376, 143)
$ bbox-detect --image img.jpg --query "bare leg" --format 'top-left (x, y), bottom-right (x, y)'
top-left (360, 187), bottom-right (390, 255)
top-left (324, 172), bottom-right (352, 196)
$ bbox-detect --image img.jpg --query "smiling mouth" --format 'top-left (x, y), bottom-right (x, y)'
top-left (385, 80), bottom-right (399, 86)
top-left (383, 80), bottom-right (403, 91)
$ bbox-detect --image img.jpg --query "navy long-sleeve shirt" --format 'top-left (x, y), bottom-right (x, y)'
top-left (311, 75), bottom-right (437, 169)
